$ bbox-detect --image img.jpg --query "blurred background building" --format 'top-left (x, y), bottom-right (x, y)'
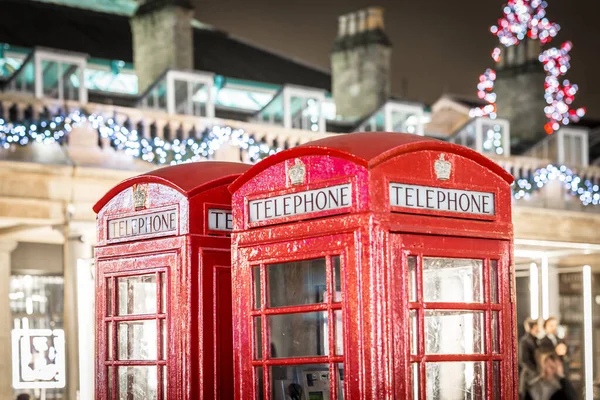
top-left (0, 0), bottom-right (599, 399)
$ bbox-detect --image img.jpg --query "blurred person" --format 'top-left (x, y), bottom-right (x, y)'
top-left (539, 317), bottom-right (570, 375)
top-left (525, 353), bottom-right (577, 400)
top-left (520, 318), bottom-right (541, 400)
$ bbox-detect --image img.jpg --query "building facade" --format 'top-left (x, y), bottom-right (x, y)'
top-left (0, 0), bottom-right (599, 399)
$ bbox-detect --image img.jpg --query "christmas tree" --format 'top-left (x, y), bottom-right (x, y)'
top-left (471, 0), bottom-right (585, 134)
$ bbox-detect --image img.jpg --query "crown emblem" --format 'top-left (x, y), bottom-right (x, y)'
top-left (287, 159), bottom-right (306, 186)
top-left (133, 184), bottom-right (148, 210)
top-left (434, 154), bottom-right (452, 180)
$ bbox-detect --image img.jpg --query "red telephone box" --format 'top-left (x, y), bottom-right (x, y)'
top-left (229, 132), bottom-right (516, 400)
top-left (93, 161), bottom-right (250, 400)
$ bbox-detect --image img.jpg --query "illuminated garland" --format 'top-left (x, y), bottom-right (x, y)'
top-left (91, 114), bottom-right (281, 164)
top-left (0, 109), bottom-right (280, 163)
top-left (2, 111), bottom-right (598, 206)
top-left (471, 0), bottom-right (585, 133)
top-left (0, 111), bottom-right (84, 148)
top-left (514, 164), bottom-right (600, 206)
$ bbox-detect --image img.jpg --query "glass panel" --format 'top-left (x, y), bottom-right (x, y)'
top-left (424, 310), bottom-right (484, 354)
top-left (107, 278), bottom-right (113, 316)
top-left (573, 135), bottom-right (583, 165)
top-left (254, 316), bottom-right (262, 360)
top-left (173, 79), bottom-right (189, 115)
top-left (253, 266), bottom-right (261, 309)
top-left (411, 363), bottom-right (419, 400)
top-left (337, 363), bottom-right (345, 400)
top-left (564, 134), bottom-right (573, 165)
top-left (335, 309), bottom-right (344, 355)
top-left (270, 364), bottom-right (330, 400)
top-left (108, 367), bottom-right (113, 400)
top-left (63, 64), bottom-right (80, 101)
top-left (42, 59), bottom-right (59, 99)
top-left (255, 366), bottom-right (264, 400)
top-left (490, 260), bottom-right (499, 303)
top-left (492, 361), bottom-right (501, 399)
top-left (107, 322), bottom-right (113, 360)
top-left (408, 256), bottom-right (417, 302)
top-left (118, 320), bottom-right (158, 360)
top-left (492, 311), bottom-right (500, 353)
top-left (269, 312), bottom-right (327, 358)
top-left (118, 366), bottom-right (158, 400)
top-left (423, 258), bottom-right (483, 303)
top-left (268, 258), bottom-right (326, 308)
top-left (425, 361), bottom-right (485, 400)
top-left (333, 256), bottom-right (342, 302)
top-left (118, 275), bottom-right (157, 315)
top-left (410, 310), bottom-right (418, 355)
top-left (192, 81), bottom-right (207, 116)
top-left (160, 272), bottom-right (166, 313)
top-left (161, 319), bottom-right (167, 360)
top-left (162, 366), bottom-right (167, 400)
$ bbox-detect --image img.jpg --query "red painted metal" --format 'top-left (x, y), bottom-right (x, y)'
top-left (229, 132), bottom-right (516, 400)
top-left (94, 161), bottom-right (250, 400)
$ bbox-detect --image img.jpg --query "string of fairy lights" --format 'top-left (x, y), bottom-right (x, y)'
top-left (1, 108), bottom-right (598, 205)
top-left (0, 108), bottom-right (279, 164)
top-left (471, 0), bottom-right (586, 134)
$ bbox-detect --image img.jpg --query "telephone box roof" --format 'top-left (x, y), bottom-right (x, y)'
top-left (229, 132), bottom-right (514, 192)
top-left (94, 161), bottom-right (250, 213)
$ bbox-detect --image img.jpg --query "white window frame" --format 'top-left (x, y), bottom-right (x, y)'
top-left (165, 70), bottom-right (215, 118)
top-left (383, 101), bottom-right (425, 136)
top-left (34, 48), bottom-right (88, 104)
top-left (557, 127), bottom-right (589, 167)
top-left (282, 84), bottom-right (326, 132)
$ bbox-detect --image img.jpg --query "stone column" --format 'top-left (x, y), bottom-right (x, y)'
top-left (0, 241), bottom-right (17, 400)
top-left (63, 230), bottom-right (93, 400)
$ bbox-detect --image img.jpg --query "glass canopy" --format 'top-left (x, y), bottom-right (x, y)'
top-left (255, 84), bottom-right (327, 132)
top-left (356, 100), bottom-right (427, 135)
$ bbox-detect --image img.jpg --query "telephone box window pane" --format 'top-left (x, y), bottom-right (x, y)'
top-left (492, 311), bottom-right (500, 353)
top-left (108, 367), bottom-right (113, 400)
top-left (333, 256), bottom-right (342, 302)
top-left (118, 320), bottom-right (158, 360)
top-left (162, 366), bottom-right (167, 400)
top-left (253, 266), bottom-right (261, 309)
top-left (160, 272), bottom-right (166, 313)
top-left (118, 275), bottom-right (157, 315)
top-left (492, 361), bottom-right (501, 399)
top-left (408, 256), bottom-right (417, 302)
top-left (269, 312), bottom-right (327, 358)
top-left (335, 310), bottom-right (344, 355)
top-left (270, 364), bottom-right (330, 399)
top-left (337, 363), bottom-right (345, 400)
top-left (411, 363), bottom-right (419, 400)
top-left (107, 322), bottom-right (113, 360)
top-left (118, 366), bottom-right (158, 399)
top-left (425, 362), bottom-right (485, 399)
top-left (107, 278), bottom-right (113, 316)
top-left (490, 260), bottom-right (499, 303)
top-left (410, 310), bottom-right (418, 355)
top-left (268, 258), bottom-right (326, 308)
top-left (424, 310), bottom-right (485, 354)
top-left (423, 258), bottom-right (483, 303)
top-left (255, 366), bottom-right (264, 400)
top-left (161, 319), bottom-right (167, 360)
top-left (254, 316), bottom-right (262, 360)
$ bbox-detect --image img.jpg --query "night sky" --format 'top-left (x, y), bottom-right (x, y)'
top-left (194, 0), bottom-right (600, 118)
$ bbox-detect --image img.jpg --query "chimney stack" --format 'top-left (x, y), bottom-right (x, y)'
top-left (330, 7), bottom-right (392, 120)
top-left (131, 0), bottom-right (195, 93)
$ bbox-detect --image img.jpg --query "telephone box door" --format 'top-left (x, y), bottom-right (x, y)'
top-left (234, 235), bottom-right (353, 400)
top-left (391, 234), bottom-right (514, 400)
top-left (199, 250), bottom-right (234, 400)
top-left (96, 252), bottom-right (177, 400)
